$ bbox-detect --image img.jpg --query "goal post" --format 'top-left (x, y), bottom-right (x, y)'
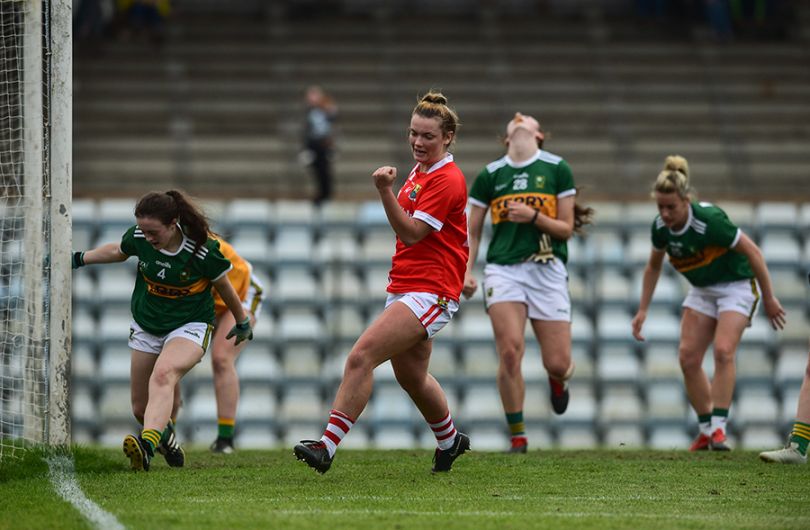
top-left (0, 0), bottom-right (72, 459)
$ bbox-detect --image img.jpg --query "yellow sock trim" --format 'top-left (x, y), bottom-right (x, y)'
top-left (218, 418), bottom-right (236, 426)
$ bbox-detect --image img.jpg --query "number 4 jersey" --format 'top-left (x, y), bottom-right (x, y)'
top-left (469, 149), bottom-right (576, 264)
top-left (119, 225), bottom-right (233, 336)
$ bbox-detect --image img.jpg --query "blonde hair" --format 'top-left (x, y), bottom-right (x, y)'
top-left (412, 91), bottom-right (460, 146)
top-left (653, 155), bottom-right (692, 198)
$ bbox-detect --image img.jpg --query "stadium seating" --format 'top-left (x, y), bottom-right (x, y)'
top-left (71, 198), bottom-right (810, 450)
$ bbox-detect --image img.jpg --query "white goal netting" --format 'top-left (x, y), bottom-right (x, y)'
top-left (0, 0), bottom-right (71, 460)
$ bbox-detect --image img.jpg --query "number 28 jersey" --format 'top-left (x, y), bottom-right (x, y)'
top-left (469, 150), bottom-right (576, 264)
top-left (120, 225), bottom-right (232, 336)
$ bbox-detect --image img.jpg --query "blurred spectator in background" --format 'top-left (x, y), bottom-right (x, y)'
top-left (302, 85), bottom-right (338, 205)
top-left (111, 0), bottom-right (170, 45)
top-left (705, 0), bottom-right (734, 41)
top-left (74, 0), bottom-right (114, 45)
top-left (729, 0), bottom-right (792, 40)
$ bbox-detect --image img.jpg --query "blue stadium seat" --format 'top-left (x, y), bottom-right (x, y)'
top-left (759, 230), bottom-right (801, 268)
top-left (224, 199), bottom-right (273, 229)
top-left (645, 381), bottom-right (688, 422)
top-left (273, 225), bottom-right (314, 265)
top-left (755, 201), bottom-right (798, 232)
top-left (229, 227), bottom-right (271, 267)
top-left (739, 426), bottom-right (782, 450)
top-left (237, 386), bottom-right (277, 422)
top-left (599, 384), bottom-right (643, 423)
top-left (597, 346), bottom-right (641, 383)
top-left (236, 347), bottom-right (281, 383)
top-left (374, 426), bottom-right (417, 450)
top-left (278, 384), bottom-right (324, 423)
top-left (236, 426), bottom-right (278, 449)
top-left (734, 385), bottom-right (779, 428)
top-left (556, 425), bottom-right (598, 449)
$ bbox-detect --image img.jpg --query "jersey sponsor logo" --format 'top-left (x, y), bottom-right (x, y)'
top-left (408, 183), bottom-right (422, 201)
top-left (668, 246), bottom-right (728, 273)
top-left (142, 274), bottom-right (210, 299)
top-left (489, 192), bottom-right (557, 225)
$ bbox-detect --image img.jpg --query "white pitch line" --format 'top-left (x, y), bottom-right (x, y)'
top-left (46, 454), bottom-right (126, 530)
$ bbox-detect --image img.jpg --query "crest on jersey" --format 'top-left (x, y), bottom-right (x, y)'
top-left (179, 269), bottom-right (190, 281)
top-left (409, 184), bottom-right (422, 200)
top-left (437, 296), bottom-right (449, 309)
top-left (535, 175), bottom-right (546, 188)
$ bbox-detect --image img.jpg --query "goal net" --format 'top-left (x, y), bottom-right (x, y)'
top-left (0, 0), bottom-right (71, 460)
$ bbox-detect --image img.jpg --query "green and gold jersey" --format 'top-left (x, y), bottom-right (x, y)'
top-left (651, 202), bottom-right (753, 287)
top-left (119, 225), bottom-right (232, 336)
top-left (469, 150), bottom-right (576, 264)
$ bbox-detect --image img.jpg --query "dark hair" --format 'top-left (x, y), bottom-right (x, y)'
top-left (134, 190), bottom-right (210, 253)
top-left (412, 91), bottom-right (460, 146)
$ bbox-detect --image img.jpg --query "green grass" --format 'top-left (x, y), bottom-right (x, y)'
top-left (2, 447), bottom-right (809, 529)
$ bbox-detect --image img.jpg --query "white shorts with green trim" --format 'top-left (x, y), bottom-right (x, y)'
top-left (128, 320), bottom-right (214, 355)
top-left (482, 260), bottom-right (571, 322)
top-left (682, 278), bottom-right (760, 320)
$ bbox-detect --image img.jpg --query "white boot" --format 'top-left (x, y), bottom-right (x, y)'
top-left (759, 442), bottom-right (807, 464)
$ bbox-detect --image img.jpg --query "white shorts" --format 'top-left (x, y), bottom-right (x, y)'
top-left (682, 278), bottom-right (760, 320)
top-left (385, 292), bottom-right (459, 339)
top-left (128, 321), bottom-right (214, 355)
top-left (483, 261), bottom-right (571, 322)
top-left (245, 274), bottom-right (265, 320)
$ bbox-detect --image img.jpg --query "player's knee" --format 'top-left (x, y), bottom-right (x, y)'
top-left (211, 352), bottom-right (231, 375)
top-left (678, 350), bottom-right (702, 373)
top-left (343, 349), bottom-right (374, 376)
top-left (713, 343), bottom-right (736, 366)
top-left (150, 364), bottom-right (176, 388)
top-left (543, 356), bottom-right (570, 380)
top-left (499, 349), bottom-right (523, 377)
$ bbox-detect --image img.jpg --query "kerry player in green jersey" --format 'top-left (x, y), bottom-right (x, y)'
top-left (464, 113), bottom-right (592, 453)
top-left (72, 190), bottom-right (253, 471)
top-left (632, 156), bottom-right (785, 452)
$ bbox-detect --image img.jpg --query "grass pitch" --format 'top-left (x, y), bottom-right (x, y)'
top-left (2, 446), bottom-right (808, 529)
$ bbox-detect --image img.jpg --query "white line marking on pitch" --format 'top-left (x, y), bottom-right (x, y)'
top-left (46, 454), bottom-right (126, 530)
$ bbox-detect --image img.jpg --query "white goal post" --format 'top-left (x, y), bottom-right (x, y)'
top-left (0, 0), bottom-right (71, 459)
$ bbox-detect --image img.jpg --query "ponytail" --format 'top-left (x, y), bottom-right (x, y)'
top-left (572, 187), bottom-right (594, 235)
top-left (134, 190), bottom-right (211, 253)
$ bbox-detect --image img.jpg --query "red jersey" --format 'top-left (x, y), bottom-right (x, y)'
top-left (387, 154), bottom-right (469, 301)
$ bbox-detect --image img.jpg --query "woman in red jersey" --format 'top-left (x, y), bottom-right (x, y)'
top-left (294, 92), bottom-right (470, 474)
